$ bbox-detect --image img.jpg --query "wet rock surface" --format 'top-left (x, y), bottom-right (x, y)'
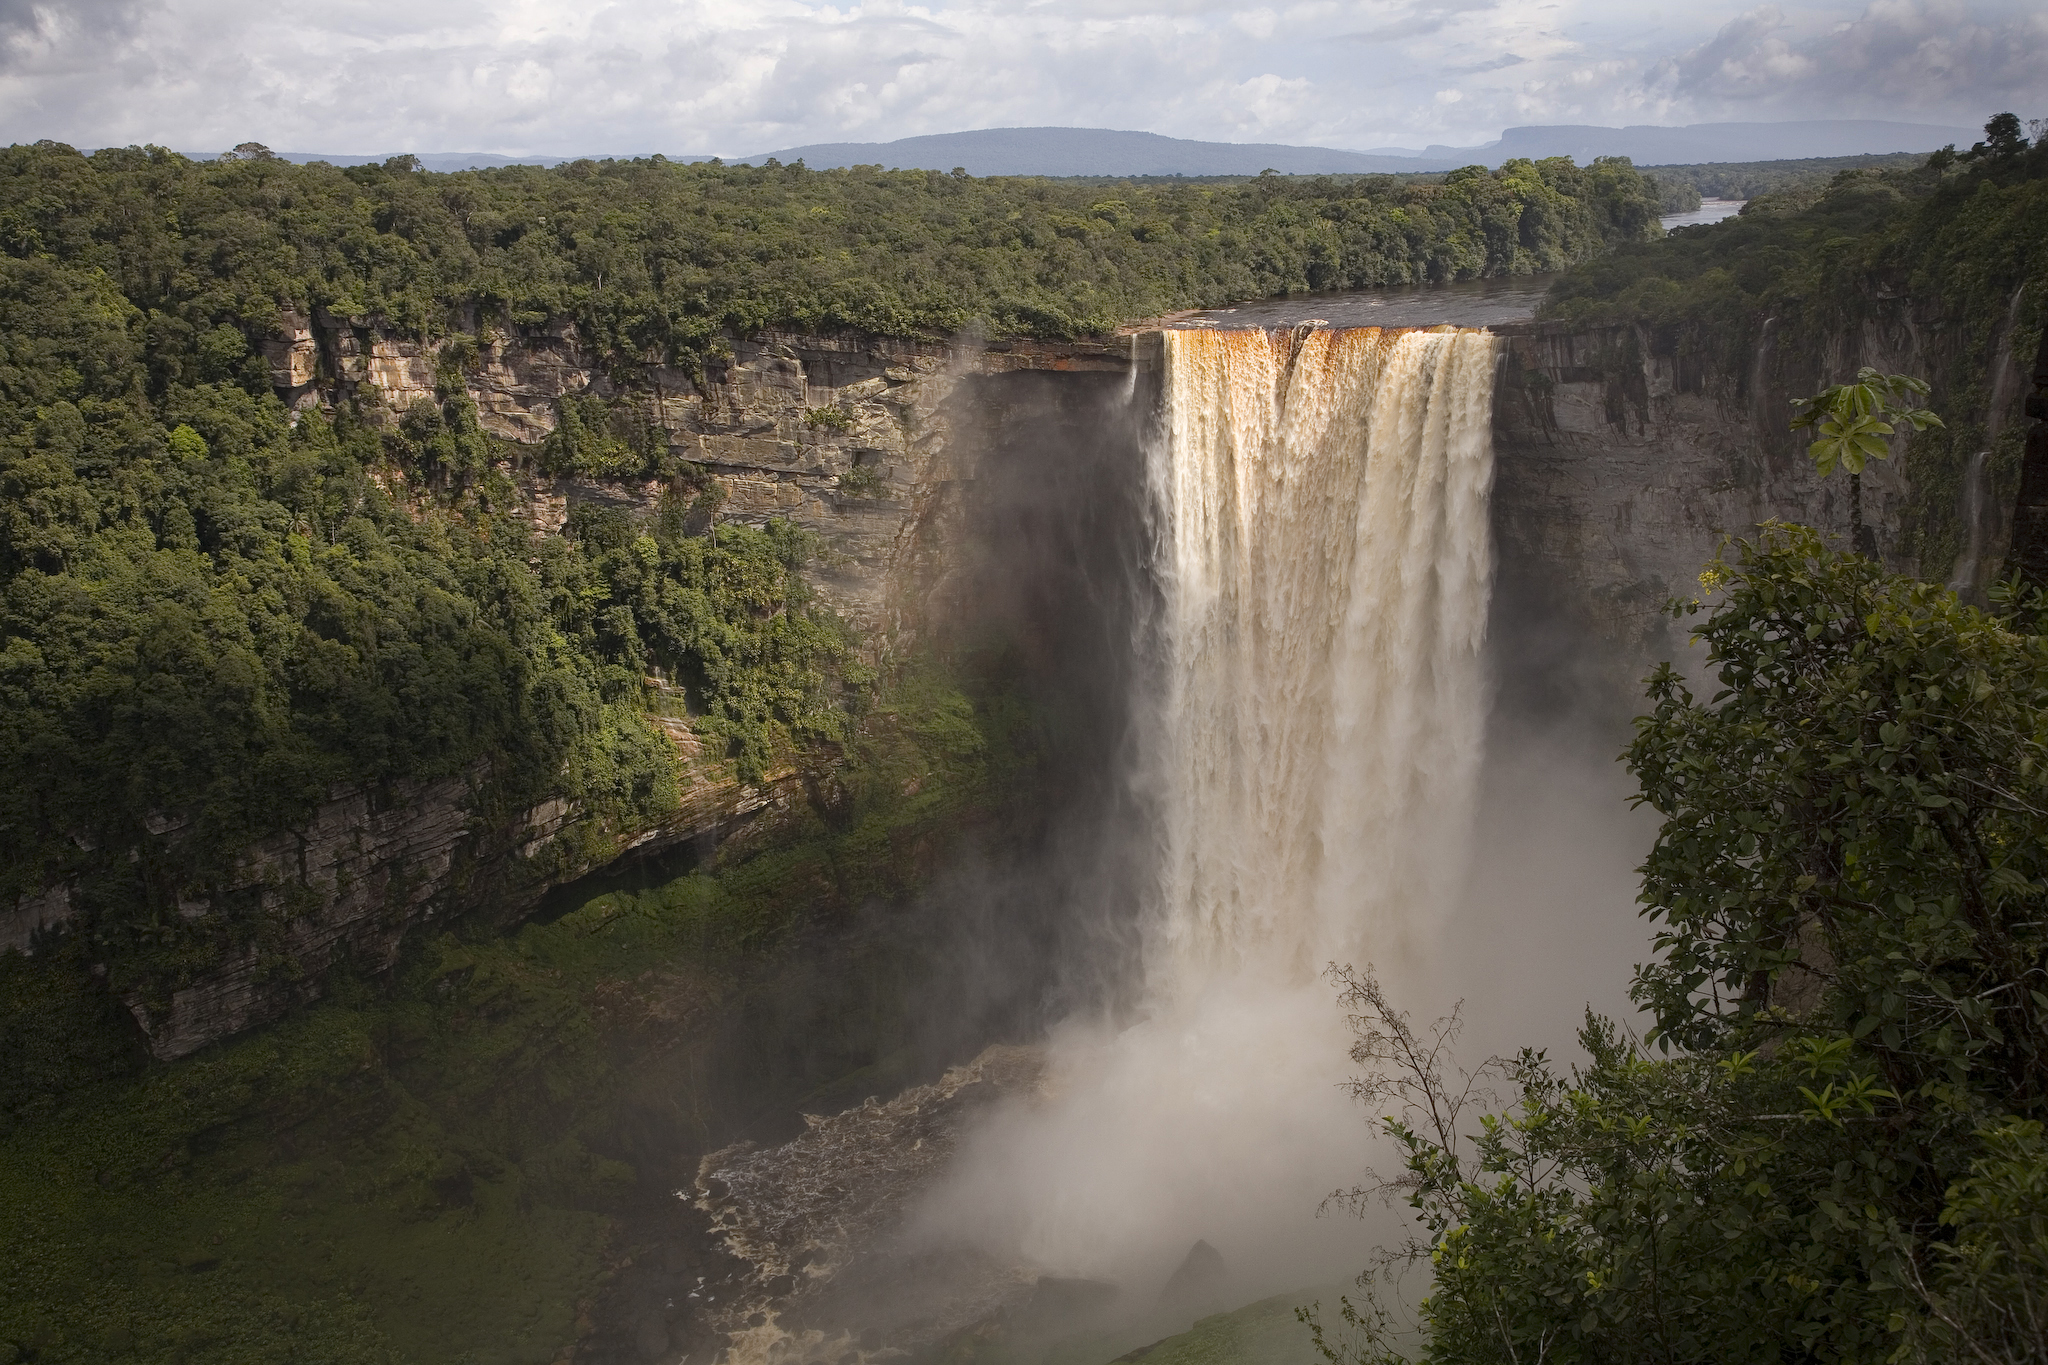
top-left (690, 1044), bottom-right (1049, 1363)
top-left (1487, 306), bottom-right (2035, 719)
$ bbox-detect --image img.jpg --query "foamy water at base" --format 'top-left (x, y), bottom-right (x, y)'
top-left (695, 325), bottom-right (1501, 1359)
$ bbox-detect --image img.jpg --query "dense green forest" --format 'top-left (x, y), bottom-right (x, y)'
top-left (1542, 129), bottom-right (2046, 352)
top-left (1643, 151), bottom-right (1928, 207)
top-left (0, 140), bottom-right (1663, 1010)
top-left (0, 140), bottom-right (1660, 351)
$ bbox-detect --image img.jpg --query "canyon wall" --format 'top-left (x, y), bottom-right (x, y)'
top-left (39, 294), bottom-right (2037, 1060)
top-left (1489, 297), bottom-right (2038, 718)
top-left (15, 315), bottom-right (1138, 1060)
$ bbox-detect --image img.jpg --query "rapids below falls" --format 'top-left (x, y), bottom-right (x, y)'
top-left (691, 325), bottom-right (1501, 1364)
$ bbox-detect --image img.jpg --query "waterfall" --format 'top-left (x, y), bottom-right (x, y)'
top-left (1949, 285), bottom-right (2030, 602)
top-left (1149, 325), bottom-right (1498, 993)
top-left (920, 324), bottom-right (1501, 1298)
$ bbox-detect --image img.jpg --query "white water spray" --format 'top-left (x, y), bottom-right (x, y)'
top-left (920, 325), bottom-right (1500, 1300)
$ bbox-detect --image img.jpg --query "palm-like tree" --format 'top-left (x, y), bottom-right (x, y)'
top-left (1791, 367), bottom-right (1944, 555)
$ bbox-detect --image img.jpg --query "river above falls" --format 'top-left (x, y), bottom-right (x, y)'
top-left (1167, 200), bottom-right (1747, 333)
top-left (1660, 197), bottom-right (1746, 229)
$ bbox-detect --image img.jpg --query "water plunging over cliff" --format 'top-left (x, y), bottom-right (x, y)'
top-left (693, 325), bottom-right (1502, 1355)
top-left (915, 325), bottom-right (1501, 1302)
top-left (1150, 326), bottom-right (1497, 993)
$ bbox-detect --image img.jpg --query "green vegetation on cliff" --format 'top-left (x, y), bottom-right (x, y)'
top-left (1317, 529), bottom-right (2048, 1365)
top-left (0, 321), bottom-right (872, 1044)
top-left (0, 650), bottom-right (1033, 1365)
top-left (1540, 119), bottom-right (2048, 581)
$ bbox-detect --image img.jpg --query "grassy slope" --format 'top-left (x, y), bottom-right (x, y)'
top-left (1117, 1293), bottom-right (1333, 1365)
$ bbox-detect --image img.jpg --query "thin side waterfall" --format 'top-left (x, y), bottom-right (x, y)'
top-left (923, 324), bottom-right (1500, 1300)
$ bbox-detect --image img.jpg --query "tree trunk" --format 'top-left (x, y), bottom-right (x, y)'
top-left (1850, 472), bottom-right (1877, 556)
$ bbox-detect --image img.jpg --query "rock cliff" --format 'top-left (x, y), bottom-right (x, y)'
top-left (1489, 298), bottom-right (2037, 715)
top-left (29, 295), bottom-right (2032, 1061)
top-left (18, 314), bottom-right (1136, 1060)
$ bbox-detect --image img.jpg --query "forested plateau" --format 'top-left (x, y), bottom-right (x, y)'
top-left (5, 124), bottom-right (2047, 1365)
top-left (0, 143), bottom-right (1661, 1364)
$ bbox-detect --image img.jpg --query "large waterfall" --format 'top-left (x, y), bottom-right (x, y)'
top-left (697, 324), bottom-right (1504, 1356)
top-left (921, 324), bottom-right (1501, 1296)
top-left (1150, 325), bottom-right (1498, 996)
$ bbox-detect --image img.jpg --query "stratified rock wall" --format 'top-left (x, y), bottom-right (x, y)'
top-left (1488, 303), bottom-right (2035, 716)
top-left (79, 318), bottom-right (1137, 1060)
top-left (48, 296), bottom-right (2034, 1059)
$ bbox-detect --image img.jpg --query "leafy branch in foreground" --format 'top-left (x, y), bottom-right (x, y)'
top-left (1315, 527), bottom-right (2048, 1365)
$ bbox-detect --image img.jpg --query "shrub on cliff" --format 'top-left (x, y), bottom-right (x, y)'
top-left (0, 248), bottom-right (854, 1009)
top-left (1316, 528), bottom-right (2048, 1365)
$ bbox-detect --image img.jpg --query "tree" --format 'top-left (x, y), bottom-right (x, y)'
top-left (1314, 528), bottom-right (2048, 1365)
top-left (1964, 113), bottom-right (2030, 164)
top-left (1790, 367), bottom-right (1943, 555)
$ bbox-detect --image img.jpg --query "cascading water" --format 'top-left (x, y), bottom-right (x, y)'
top-left (919, 324), bottom-right (1501, 1303)
top-left (1150, 325), bottom-right (1497, 993)
top-left (693, 323), bottom-right (1502, 1357)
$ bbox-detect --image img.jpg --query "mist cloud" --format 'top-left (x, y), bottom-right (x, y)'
top-left (0, 0), bottom-right (2040, 158)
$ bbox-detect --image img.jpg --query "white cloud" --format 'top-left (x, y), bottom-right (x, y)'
top-left (0, 0), bottom-right (2039, 156)
top-left (1634, 0), bottom-right (2046, 121)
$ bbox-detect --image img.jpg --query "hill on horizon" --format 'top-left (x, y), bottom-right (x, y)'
top-left (180, 117), bottom-right (1981, 177)
top-left (731, 126), bottom-right (1462, 175)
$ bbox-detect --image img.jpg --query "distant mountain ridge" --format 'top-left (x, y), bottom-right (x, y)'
top-left (731, 127), bottom-right (1460, 175)
top-left (200, 118), bottom-right (1979, 178)
top-left (737, 120), bottom-right (1975, 175)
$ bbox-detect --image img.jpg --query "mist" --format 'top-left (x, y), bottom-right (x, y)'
top-left (892, 325), bottom-right (1656, 1343)
top-left (686, 326), bottom-right (1667, 1361)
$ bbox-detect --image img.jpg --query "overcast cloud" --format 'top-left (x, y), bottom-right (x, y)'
top-left (0, 0), bottom-right (2041, 157)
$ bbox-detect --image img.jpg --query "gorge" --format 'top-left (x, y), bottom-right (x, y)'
top-left (21, 282), bottom-right (1997, 1067)
top-left (681, 325), bottom-right (1505, 1360)
top-left (4, 139), bottom-right (2045, 1365)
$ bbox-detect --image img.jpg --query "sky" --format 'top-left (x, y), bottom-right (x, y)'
top-left (0, 0), bottom-right (2042, 158)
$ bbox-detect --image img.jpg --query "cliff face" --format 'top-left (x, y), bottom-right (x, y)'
top-left (34, 296), bottom-right (2032, 1061)
top-left (1489, 300), bottom-right (2037, 714)
top-left (11, 315), bottom-right (1135, 1061)
top-left (269, 308), bottom-right (1133, 639)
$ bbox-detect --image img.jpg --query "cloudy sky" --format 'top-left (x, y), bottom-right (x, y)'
top-left (1, 0), bottom-right (2042, 157)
